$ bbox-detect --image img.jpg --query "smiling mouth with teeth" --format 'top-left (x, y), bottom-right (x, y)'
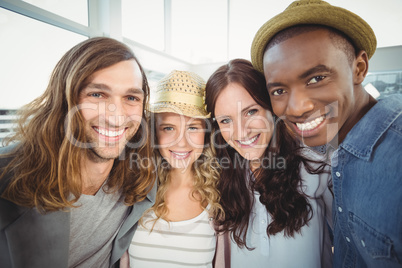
top-left (93, 127), bottom-right (125, 137)
top-left (237, 134), bottom-right (259, 146)
top-left (170, 151), bottom-right (191, 159)
top-left (171, 151), bottom-right (189, 156)
top-left (295, 115), bottom-right (325, 131)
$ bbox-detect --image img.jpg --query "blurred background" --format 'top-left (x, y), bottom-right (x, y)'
top-left (1, 0), bottom-right (401, 143)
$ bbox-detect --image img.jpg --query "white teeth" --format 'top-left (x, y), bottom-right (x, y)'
top-left (238, 135), bottom-right (258, 145)
top-left (172, 151), bottom-right (189, 156)
top-left (296, 115), bottom-right (325, 131)
top-left (95, 127), bottom-right (124, 137)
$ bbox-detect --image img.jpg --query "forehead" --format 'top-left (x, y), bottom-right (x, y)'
top-left (265, 28), bottom-right (332, 58)
top-left (215, 83), bottom-right (257, 114)
top-left (266, 26), bottom-right (332, 51)
top-left (86, 60), bottom-right (143, 89)
top-left (155, 112), bottom-right (204, 125)
top-left (263, 29), bottom-right (345, 77)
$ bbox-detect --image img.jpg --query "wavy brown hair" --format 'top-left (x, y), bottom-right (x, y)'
top-left (0, 37), bottom-right (155, 212)
top-left (205, 59), bottom-right (326, 248)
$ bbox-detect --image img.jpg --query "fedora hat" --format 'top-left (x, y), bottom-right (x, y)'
top-left (251, 0), bottom-right (377, 72)
top-left (149, 70), bottom-right (210, 118)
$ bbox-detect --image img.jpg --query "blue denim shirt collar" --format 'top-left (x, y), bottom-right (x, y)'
top-left (340, 95), bottom-right (402, 161)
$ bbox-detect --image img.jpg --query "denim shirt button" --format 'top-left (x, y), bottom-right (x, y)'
top-left (346, 237), bottom-right (351, 243)
top-left (338, 206), bottom-right (343, 212)
top-left (335, 171), bottom-right (341, 177)
top-left (361, 240), bottom-right (366, 247)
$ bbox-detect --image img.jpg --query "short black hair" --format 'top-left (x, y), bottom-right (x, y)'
top-left (265, 24), bottom-right (357, 65)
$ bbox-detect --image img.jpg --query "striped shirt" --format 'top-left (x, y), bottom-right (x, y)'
top-left (129, 207), bottom-right (215, 267)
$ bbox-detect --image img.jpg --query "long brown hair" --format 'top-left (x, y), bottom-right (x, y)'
top-left (0, 37), bottom-right (155, 212)
top-left (205, 59), bottom-right (325, 248)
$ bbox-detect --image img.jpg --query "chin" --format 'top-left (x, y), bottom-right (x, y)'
top-left (240, 152), bottom-right (263, 162)
top-left (94, 144), bottom-right (127, 160)
top-left (302, 137), bottom-right (330, 147)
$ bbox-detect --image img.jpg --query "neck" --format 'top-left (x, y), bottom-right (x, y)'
top-left (80, 157), bottom-right (114, 195)
top-left (249, 160), bottom-right (261, 172)
top-left (169, 167), bottom-right (195, 187)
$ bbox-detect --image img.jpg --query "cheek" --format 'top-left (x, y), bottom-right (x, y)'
top-left (271, 101), bottom-right (286, 117)
top-left (247, 115), bottom-right (274, 132)
top-left (156, 132), bottom-right (170, 147)
top-left (218, 127), bottom-right (232, 144)
top-left (189, 133), bottom-right (205, 149)
top-left (126, 106), bottom-right (143, 123)
top-left (79, 105), bottom-right (100, 123)
top-left (181, 133), bottom-right (204, 152)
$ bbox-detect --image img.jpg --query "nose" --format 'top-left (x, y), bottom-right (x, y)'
top-left (106, 99), bottom-right (126, 127)
top-left (285, 89), bottom-right (314, 118)
top-left (233, 118), bottom-right (251, 140)
top-left (176, 130), bottom-right (189, 148)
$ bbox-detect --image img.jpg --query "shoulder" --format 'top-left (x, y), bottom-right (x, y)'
top-left (0, 143), bottom-right (20, 156)
top-left (0, 143), bottom-right (20, 193)
top-left (369, 95), bottom-right (402, 131)
top-left (342, 95), bottom-right (402, 157)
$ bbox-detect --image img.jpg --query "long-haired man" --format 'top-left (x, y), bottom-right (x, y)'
top-left (0, 37), bottom-right (156, 268)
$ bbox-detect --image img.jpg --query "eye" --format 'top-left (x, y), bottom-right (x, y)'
top-left (307, 75), bottom-right (326, 85)
top-left (271, 88), bottom-right (286, 96)
top-left (220, 118), bottom-right (232, 124)
top-left (127, 96), bottom-right (139, 101)
top-left (127, 95), bottom-right (143, 102)
top-left (163, 126), bottom-right (174, 131)
top-left (247, 109), bottom-right (258, 116)
top-left (188, 126), bottom-right (199, 131)
top-left (89, 92), bottom-right (102, 98)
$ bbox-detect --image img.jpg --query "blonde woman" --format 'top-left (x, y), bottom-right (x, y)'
top-left (127, 70), bottom-right (223, 267)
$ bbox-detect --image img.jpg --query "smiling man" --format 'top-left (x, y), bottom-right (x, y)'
top-left (0, 37), bottom-right (156, 268)
top-left (251, 0), bottom-right (402, 267)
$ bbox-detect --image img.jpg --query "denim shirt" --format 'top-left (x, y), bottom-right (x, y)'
top-left (331, 94), bottom-right (402, 268)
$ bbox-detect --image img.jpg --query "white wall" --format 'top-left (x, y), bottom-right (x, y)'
top-left (369, 46), bottom-right (402, 72)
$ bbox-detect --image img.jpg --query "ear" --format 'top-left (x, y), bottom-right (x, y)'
top-left (353, 50), bottom-right (369, 84)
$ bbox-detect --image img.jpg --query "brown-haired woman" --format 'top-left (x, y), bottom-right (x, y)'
top-left (206, 59), bottom-right (333, 267)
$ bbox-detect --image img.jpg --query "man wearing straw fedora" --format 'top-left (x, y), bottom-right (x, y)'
top-left (251, 0), bottom-right (402, 267)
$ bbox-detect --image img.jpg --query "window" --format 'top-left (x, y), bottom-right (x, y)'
top-left (22, 0), bottom-right (88, 25)
top-left (170, 0), bottom-right (227, 64)
top-left (122, 0), bottom-right (165, 51)
top-left (0, 8), bottom-right (87, 110)
top-left (364, 71), bottom-right (402, 99)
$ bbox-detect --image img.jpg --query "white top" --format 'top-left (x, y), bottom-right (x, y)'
top-left (231, 149), bottom-right (333, 268)
top-left (129, 206), bottom-right (216, 268)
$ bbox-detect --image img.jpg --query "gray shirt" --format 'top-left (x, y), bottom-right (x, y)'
top-left (68, 186), bottom-right (129, 268)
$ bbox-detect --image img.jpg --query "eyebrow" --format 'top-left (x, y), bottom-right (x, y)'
top-left (266, 64), bottom-right (333, 90)
top-left (158, 121), bottom-right (203, 127)
top-left (241, 104), bottom-right (258, 114)
top-left (298, 64), bottom-right (333, 80)
top-left (215, 104), bottom-right (258, 120)
top-left (188, 122), bottom-right (204, 127)
top-left (85, 83), bottom-right (144, 95)
top-left (158, 123), bottom-right (173, 128)
top-left (266, 82), bottom-right (285, 91)
top-left (86, 83), bottom-right (111, 91)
